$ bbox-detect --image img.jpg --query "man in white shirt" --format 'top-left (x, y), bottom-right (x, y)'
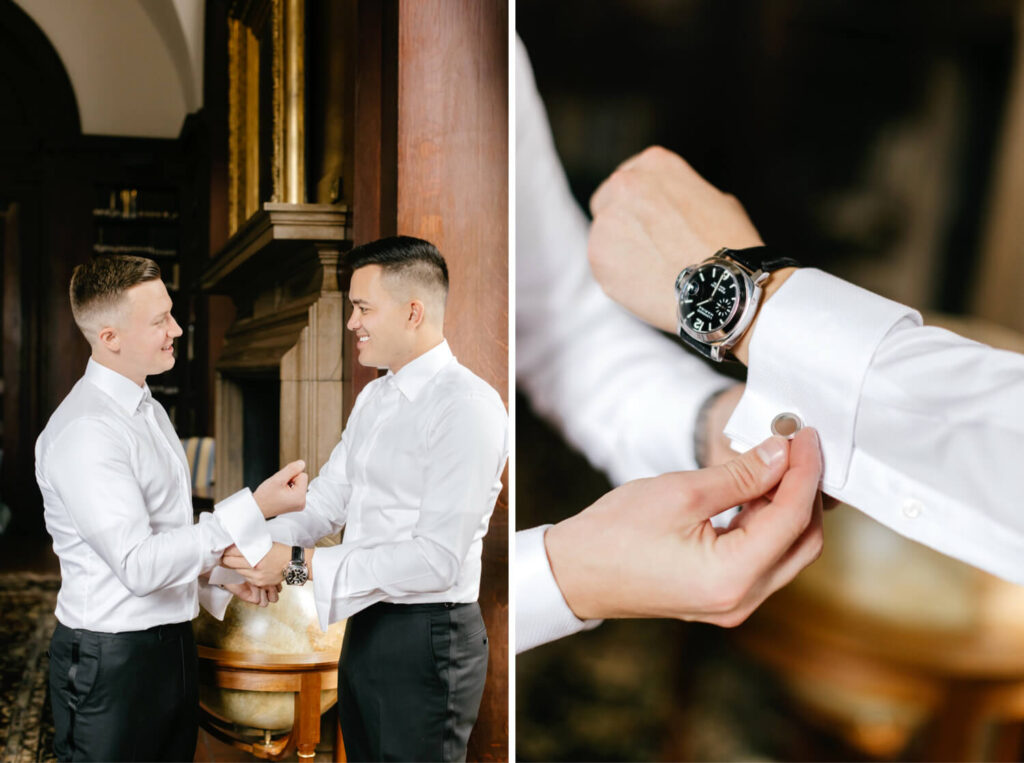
top-left (224, 236), bottom-right (509, 762)
top-left (36, 255), bottom-right (308, 761)
top-left (587, 143), bottom-right (1024, 579)
top-left (516, 37), bottom-right (1024, 652)
top-left (516, 38), bottom-right (825, 652)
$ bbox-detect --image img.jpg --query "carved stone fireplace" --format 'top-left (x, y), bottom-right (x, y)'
top-left (201, 202), bottom-right (351, 498)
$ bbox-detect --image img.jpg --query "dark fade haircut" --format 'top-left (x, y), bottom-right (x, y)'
top-left (346, 235), bottom-right (449, 305)
top-left (70, 255), bottom-right (162, 337)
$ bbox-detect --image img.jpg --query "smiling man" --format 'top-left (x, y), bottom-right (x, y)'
top-left (35, 255), bottom-right (308, 762)
top-left (224, 236), bottom-right (509, 762)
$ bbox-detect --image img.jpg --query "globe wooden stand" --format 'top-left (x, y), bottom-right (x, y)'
top-left (197, 645), bottom-right (345, 761)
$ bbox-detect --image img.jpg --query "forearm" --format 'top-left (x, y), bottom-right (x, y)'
top-left (267, 504), bottom-right (342, 548)
top-left (517, 40), bottom-right (730, 481)
top-left (726, 269), bottom-right (1024, 582)
top-left (307, 533), bottom-right (476, 629)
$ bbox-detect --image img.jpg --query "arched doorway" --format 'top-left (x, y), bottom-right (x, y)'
top-left (0, 0), bottom-right (86, 534)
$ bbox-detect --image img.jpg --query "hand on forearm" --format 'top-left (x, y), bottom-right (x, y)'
top-left (222, 541), bottom-right (291, 587)
top-left (223, 580), bottom-right (282, 607)
top-left (544, 428), bottom-right (823, 624)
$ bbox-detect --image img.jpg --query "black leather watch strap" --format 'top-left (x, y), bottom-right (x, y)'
top-left (291, 545), bottom-right (304, 564)
top-left (721, 246), bottom-right (800, 274)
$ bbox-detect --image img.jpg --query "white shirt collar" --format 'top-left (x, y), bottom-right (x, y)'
top-left (388, 339), bottom-right (454, 402)
top-left (84, 357), bottom-right (149, 414)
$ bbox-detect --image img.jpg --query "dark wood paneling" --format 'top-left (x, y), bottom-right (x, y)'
top-left (205, 0), bottom-right (237, 434)
top-left (348, 0), bottom-right (399, 407)
top-left (396, 2), bottom-right (509, 758)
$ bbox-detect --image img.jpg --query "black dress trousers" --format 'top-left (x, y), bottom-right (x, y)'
top-left (338, 601), bottom-right (489, 762)
top-left (48, 620), bottom-right (199, 762)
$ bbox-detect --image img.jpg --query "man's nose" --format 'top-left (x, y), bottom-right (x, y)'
top-left (170, 316), bottom-right (184, 337)
top-left (346, 312), bottom-right (358, 331)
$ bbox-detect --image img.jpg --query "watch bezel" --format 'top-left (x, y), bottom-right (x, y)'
top-left (283, 560), bottom-right (309, 586)
top-left (675, 255), bottom-right (763, 361)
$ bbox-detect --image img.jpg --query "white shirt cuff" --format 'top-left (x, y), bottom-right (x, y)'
top-left (198, 578), bottom-right (234, 621)
top-left (309, 544), bottom-right (386, 631)
top-left (208, 566), bottom-right (246, 586)
top-left (213, 488), bottom-right (273, 565)
top-left (724, 269), bottom-right (920, 491)
top-left (515, 525), bottom-right (601, 653)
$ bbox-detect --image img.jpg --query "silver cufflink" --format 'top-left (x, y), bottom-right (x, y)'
top-left (771, 412), bottom-right (803, 439)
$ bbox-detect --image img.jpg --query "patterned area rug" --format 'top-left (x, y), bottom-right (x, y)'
top-left (0, 573), bottom-right (58, 762)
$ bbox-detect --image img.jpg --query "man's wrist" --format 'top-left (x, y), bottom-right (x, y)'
top-left (731, 266), bottom-right (797, 365)
top-left (304, 547), bottom-right (314, 581)
top-left (544, 519), bottom-right (599, 621)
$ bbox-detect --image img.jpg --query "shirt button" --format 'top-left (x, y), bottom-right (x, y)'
top-left (902, 498), bottom-right (924, 519)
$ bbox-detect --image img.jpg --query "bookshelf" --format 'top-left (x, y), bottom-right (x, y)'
top-left (91, 183), bottom-right (197, 432)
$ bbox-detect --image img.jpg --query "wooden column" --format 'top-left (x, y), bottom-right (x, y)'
top-left (396, 2), bottom-right (509, 759)
top-left (348, 0), bottom-right (399, 408)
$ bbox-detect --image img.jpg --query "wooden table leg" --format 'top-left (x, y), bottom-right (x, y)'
top-left (922, 681), bottom-right (994, 762)
top-left (294, 672), bottom-right (322, 760)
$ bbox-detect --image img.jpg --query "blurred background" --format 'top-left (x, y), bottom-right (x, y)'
top-left (516, 1), bottom-right (1024, 761)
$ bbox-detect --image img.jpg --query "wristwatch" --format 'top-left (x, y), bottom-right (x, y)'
top-left (674, 246), bottom-right (799, 362)
top-left (283, 546), bottom-right (309, 586)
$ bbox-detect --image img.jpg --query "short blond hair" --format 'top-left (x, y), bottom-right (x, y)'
top-left (70, 256), bottom-right (161, 341)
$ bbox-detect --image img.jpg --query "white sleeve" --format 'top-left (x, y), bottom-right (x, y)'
top-left (311, 395), bottom-right (508, 630)
top-left (45, 418), bottom-right (270, 597)
top-left (515, 526), bottom-right (601, 653)
top-left (515, 37), bottom-right (732, 487)
top-left (515, 37), bottom-right (736, 651)
top-left (197, 577), bottom-right (234, 621)
top-left (725, 268), bottom-right (1024, 583)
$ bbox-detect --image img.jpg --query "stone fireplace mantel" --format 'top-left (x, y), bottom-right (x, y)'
top-left (203, 202), bottom-right (352, 500)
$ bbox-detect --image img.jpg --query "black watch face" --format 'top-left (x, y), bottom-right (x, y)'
top-left (284, 565), bottom-right (308, 585)
top-left (679, 264), bottom-right (742, 336)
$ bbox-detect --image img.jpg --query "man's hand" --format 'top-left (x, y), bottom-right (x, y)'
top-left (544, 428), bottom-right (824, 625)
top-left (587, 146), bottom-right (765, 335)
top-left (223, 580), bottom-right (282, 607)
top-left (221, 542), bottom-right (293, 587)
top-left (253, 460), bottom-right (309, 519)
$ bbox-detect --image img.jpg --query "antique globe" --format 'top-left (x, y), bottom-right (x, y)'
top-left (193, 583), bottom-right (346, 731)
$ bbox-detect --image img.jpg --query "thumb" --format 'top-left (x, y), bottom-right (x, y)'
top-left (278, 459), bottom-right (306, 483)
top-left (290, 471), bottom-right (309, 494)
top-left (685, 436), bottom-right (789, 520)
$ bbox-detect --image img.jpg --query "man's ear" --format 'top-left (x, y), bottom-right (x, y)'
top-left (98, 325), bottom-right (121, 352)
top-left (407, 299), bottom-right (425, 329)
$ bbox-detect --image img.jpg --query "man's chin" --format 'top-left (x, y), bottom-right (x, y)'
top-left (355, 355), bottom-right (384, 369)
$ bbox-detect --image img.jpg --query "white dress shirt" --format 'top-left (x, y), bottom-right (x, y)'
top-left (36, 358), bottom-right (272, 633)
top-left (268, 340), bottom-right (509, 631)
top-left (514, 37), bottom-right (1024, 652)
top-left (726, 268), bottom-right (1024, 585)
top-left (515, 38), bottom-right (730, 652)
